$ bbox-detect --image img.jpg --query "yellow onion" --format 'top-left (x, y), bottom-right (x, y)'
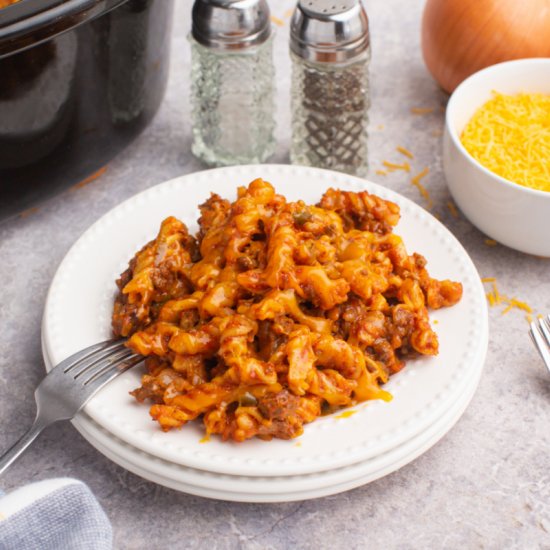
top-left (421, 0), bottom-right (550, 93)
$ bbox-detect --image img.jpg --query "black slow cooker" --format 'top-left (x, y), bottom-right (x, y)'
top-left (0, 0), bottom-right (175, 221)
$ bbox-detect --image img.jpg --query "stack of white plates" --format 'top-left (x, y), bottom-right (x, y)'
top-left (42, 165), bottom-right (488, 503)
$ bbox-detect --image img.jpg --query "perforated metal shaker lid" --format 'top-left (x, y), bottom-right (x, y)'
top-left (290, 0), bottom-right (370, 63)
top-left (192, 0), bottom-right (272, 50)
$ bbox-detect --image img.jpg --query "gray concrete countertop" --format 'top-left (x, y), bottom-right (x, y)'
top-left (1, 1), bottom-right (549, 548)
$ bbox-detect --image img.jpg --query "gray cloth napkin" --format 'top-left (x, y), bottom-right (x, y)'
top-left (0, 478), bottom-right (112, 550)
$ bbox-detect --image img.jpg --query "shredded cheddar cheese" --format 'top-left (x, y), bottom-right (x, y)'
top-left (412, 166), bottom-right (429, 184)
top-left (411, 107), bottom-right (434, 115)
top-left (508, 298), bottom-right (533, 313)
top-left (71, 166), bottom-right (108, 191)
top-left (484, 238), bottom-right (498, 247)
top-left (19, 206), bottom-right (40, 219)
top-left (375, 169), bottom-right (388, 176)
top-left (461, 92), bottom-right (550, 192)
top-left (447, 201), bottom-right (459, 218)
top-left (396, 146), bottom-right (414, 159)
top-left (411, 167), bottom-right (432, 209)
top-left (383, 160), bottom-right (411, 173)
top-left (490, 281), bottom-right (503, 304)
top-left (482, 278), bottom-right (536, 321)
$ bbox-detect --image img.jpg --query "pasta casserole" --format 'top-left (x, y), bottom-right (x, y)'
top-left (112, 179), bottom-right (462, 442)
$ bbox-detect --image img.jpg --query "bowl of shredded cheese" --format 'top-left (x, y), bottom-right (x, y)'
top-left (443, 58), bottom-right (550, 256)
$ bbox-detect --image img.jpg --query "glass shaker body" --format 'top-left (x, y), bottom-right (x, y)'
top-left (290, 49), bottom-right (370, 177)
top-left (190, 35), bottom-right (276, 167)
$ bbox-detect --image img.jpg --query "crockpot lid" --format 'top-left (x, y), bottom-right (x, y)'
top-left (0, 0), bottom-right (128, 57)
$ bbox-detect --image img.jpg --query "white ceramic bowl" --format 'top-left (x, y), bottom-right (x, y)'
top-left (443, 58), bottom-right (550, 257)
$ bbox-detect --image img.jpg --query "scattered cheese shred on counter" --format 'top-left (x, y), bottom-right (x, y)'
top-left (396, 146), bottom-right (414, 159)
top-left (484, 238), bottom-right (498, 247)
top-left (461, 92), bottom-right (550, 192)
top-left (383, 160), bottom-right (411, 172)
top-left (411, 167), bottom-right (432, 209)
top-left (71, 166), bottom-right (108, 190)
top-left (508, 298), bottom-right (533, 314)
top-left (447, 200), bottom-right (459, 218)
top-left (482, 278), bottom-right (536, 320)
top-left (412, 166), bottom-right (429, 184)
top-left (19, 206), bottom-right (40, 219)
top-left (375, 169), bottom-right (388, 176)
top-left (270, 15), bottom-right (284, 26)
top-left (411, 107), bottom-right (434, 115)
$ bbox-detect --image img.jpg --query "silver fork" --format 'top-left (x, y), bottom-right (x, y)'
top-left (0, 339), bottom-right (142, 476)
top-left (529, 315), bottom-right (550, 374)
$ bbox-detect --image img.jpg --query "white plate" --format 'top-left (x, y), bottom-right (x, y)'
top-left (65, 349), bottom-right (482, 502)
top-left (42, 164), bottom-right (488, 477)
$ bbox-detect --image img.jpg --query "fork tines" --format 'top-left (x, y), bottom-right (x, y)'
top-left (529, 314), bottom-right (550, 373)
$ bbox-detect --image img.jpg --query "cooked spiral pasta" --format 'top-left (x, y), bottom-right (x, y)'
top-left (112, 179), bottom-right (462, 441)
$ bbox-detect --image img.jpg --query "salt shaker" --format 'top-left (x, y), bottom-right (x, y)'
top-left (190, 0), bottom-right (276, 166)
top-left (290, 0), bottom-right (371, 176)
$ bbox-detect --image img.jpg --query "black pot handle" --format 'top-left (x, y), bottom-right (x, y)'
top-left (0, 0), bottom-right (128, 58)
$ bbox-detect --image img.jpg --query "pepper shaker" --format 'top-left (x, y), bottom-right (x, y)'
top-left (190, 0), bottom-right (276, 166)
top-left (290, 0), bottom-right (371, 176)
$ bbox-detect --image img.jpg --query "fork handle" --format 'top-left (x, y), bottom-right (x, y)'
top-left (0, 416), bottom-right (49, 476)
